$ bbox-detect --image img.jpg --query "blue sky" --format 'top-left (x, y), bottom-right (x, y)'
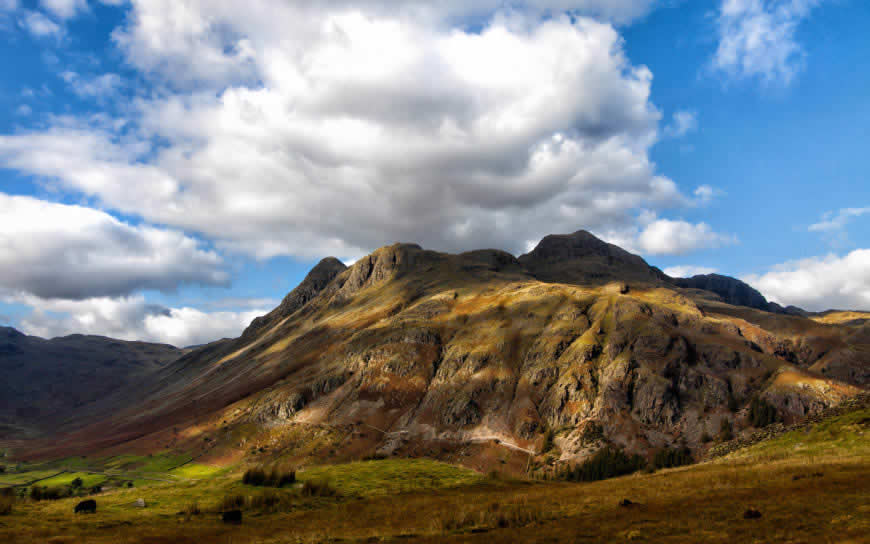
top-left (0, 0), bottom-right (868, 345)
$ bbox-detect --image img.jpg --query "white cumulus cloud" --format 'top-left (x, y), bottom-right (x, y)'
top-left (0, 193), bottom-right (229, 299)
top-left (7, 293), bottom-right (267, 346)
top-left (0, 2), bottom-right (729, 261)
top-left (589, 212), bottom-right (735, 258)
top-left (744, 249), bottom-right (870, 311)
top-left (636, 218), bottom-right (737, 255)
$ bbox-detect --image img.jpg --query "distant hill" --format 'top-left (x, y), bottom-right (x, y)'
top-left (0, 328), bottom-right (182, 438)
top-left (15, 230), bottom-right (866, 472)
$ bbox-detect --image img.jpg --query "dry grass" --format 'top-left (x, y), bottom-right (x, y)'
top-left (0, 449), bottom-right (866, 543)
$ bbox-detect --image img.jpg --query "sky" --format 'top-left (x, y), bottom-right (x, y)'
top-left (0, 0), bottom-right (868, 346)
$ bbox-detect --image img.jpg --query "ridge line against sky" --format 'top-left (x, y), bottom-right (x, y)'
top-left (0, 0), bottom-right (868, 345)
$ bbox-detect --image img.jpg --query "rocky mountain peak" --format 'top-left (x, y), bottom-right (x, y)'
top-left (672, 273), bottom-right (775, 313)
top-left (519, 230), bottom-right (668, 285)
top-left (241, 256), bottom-right (347, 338)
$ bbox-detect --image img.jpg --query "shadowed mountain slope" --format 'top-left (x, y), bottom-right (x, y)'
top-left (8, 232), bottom-right (867, 475)
top-left (0, 328), bottom-right (181, 438)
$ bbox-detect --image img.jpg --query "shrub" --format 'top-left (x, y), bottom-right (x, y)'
top-left (0, 495), bottom-right (13, 516)
top-left (249, 490), bottom-right (294, 512)
top-left (653, 447), bottom-right (693, 469)
top-left (560, 447), bottom-right (646, 482)
top-left (749, 397), bottom-right (780, 428)
top-left (29, 486), bottom-right (68, 501)
top-left (90, 485), bottom-right (102, 494)
top-left (242, 465), bottom-right (296, 488)
top-left (581, 422), bottom-right (604, 443)
top-left (219, 495), bottom-right (246, 511)
top-left (542, 428), bottom-right (555, 453)
top-left (242, 468), bottom-right (266, 486)
top-left (183, 501), bottom-right (201, 516)
top-left (0, 465), bottom-right (5, 474)
top-left (300, 479), bottom-right (337, 497)
top-left (70, 477), bottom-right (83, 489)
top-left (719, 419), bottom-right (734, 441)
top-left (438, 501), bottom-right (543, 532)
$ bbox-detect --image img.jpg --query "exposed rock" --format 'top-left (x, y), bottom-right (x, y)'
top-left (242, 257), bottom-right (347, 338)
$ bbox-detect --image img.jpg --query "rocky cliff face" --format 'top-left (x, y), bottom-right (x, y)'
top-left (17, 232), bottom-right (866, 472)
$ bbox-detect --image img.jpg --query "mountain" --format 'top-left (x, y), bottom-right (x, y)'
top-left (10, 232), bottom-right (867, 475)
top-left (519, 230), bottom-right (669, 286)
top-left (671, 273), bottom-right (811, 315)
top-left (0, 328), bottom-right (182, 438)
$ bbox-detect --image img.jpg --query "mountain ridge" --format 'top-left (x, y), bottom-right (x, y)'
top-left (9, 230), bottom-right (866, 474)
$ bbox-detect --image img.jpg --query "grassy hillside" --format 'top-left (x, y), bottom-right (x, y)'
top-left (1, 402), bottom-right (867, 543)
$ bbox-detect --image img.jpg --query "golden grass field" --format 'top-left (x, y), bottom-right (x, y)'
top-left (1, 406), bottom-right (867, 543)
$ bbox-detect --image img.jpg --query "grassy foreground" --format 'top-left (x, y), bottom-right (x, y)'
top-left (0, 408), bottom-right (867, 543)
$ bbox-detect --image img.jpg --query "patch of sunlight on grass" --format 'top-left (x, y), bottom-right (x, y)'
top-left (729, 408), bottom-right (869, 462)
top-left (37, 472), bottom-right (106, 488)
top-left (170, 463), bottom-right (226, 479)
top-left (0, 469), bottom-right (63, 486)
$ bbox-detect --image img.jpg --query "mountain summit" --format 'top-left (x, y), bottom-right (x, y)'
top-left (520, 230), bottom-right (668, 285)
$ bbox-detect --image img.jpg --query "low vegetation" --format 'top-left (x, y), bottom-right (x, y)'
top-left (653, 446), bottom-right (694, 469)
top-left (558, 447), bottom-right (646, 482)
top-left (242, 465), bottom-right (296, 487)
top-left (437, 500), bottom-right (545, 532)
top-left (719, 418), bottom-right (734, 441)
top-left (0, 489), bottom-right (13, 516)
top-left (300, 479), bottom-right (337, 498)
top-left (749, 396), bottom-right (781, 428)
top-left (0, 495), bottom-right (12, 516)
